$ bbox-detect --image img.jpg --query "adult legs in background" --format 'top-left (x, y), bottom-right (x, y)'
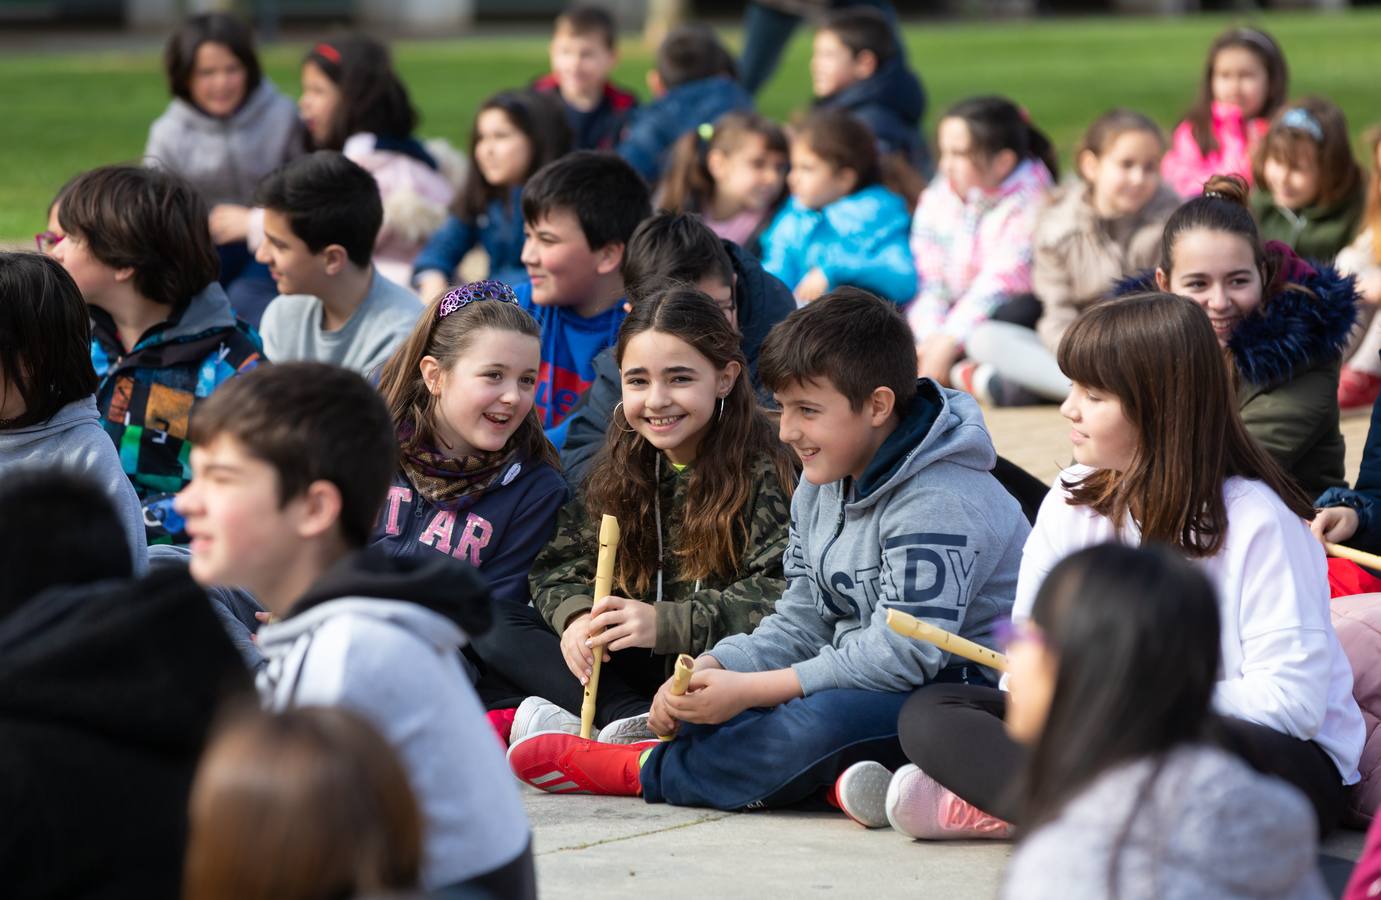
top-left (739, 0), bottom-right (899, 96)
top-left (469, 601), bottom-right (664, 726)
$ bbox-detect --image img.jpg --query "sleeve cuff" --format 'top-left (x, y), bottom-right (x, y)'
top-left (550, 594), bottom-right (595, 633)
top-left (791, 655), bottom-right (840, 696)
top-left (705, 640), bottom-right (754, 673)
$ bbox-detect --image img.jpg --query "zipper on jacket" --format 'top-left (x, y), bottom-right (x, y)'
top-left (813, 477), bottom-right (850, 602)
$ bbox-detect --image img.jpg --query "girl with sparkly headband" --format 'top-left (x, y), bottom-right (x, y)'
top-left (1162, 26), bottom-right (1289, 197)
top-left (1251, 96), bottom-right (1365, 263)
top-left (299, 34), bottom-right (457, 286)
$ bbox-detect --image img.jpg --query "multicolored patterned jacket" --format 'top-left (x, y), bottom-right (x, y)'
top-left (90, 281), bottom-right (263, 499)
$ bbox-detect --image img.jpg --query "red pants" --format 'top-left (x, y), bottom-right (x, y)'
top-left (1329, 557), bottom-right (1381, 597)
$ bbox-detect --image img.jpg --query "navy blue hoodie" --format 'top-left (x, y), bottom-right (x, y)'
top-left (815, 56), bottom-right (929, 175)
top-left (371, 456), bottom-right (568, 606)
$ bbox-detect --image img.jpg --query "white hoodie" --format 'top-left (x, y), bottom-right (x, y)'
top-left (1014, 467), bottom-right (1364, 783)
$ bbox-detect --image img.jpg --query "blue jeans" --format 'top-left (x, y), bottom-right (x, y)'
top-left (641, 687), bottom-right (912, 810)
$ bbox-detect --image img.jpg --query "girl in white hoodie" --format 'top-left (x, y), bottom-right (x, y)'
top-left (891, 291), bottom-right (1364, 841)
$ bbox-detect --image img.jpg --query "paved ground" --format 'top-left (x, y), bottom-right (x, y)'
top-left (525, 403), bottom-right (1375, 899)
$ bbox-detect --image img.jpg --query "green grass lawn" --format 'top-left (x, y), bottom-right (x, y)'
top-left (1, 10), bottom-right (1380, 242)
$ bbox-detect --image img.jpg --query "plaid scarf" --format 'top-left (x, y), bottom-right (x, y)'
top-left (398, 424), bottom-right (518, 511)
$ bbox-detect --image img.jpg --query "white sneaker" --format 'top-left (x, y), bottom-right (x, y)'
top-left (834, 761), bottom-right (892, 828)
top-left (884, 764), bottom-right (1012, 840)
top-left (510, 697), bottom-right (581, 746)
top-left (598, 713), bottom-right (657, 744)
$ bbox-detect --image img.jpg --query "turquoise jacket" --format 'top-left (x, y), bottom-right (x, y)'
top-left (759, 184), bottom-right (917, 304)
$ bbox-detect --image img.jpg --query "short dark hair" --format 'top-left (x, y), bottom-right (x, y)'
top-left (255, 151), bottom-right (383, 268)
top-left (758, 287), bottom-right (917, 412)
top-left (303, 34), bottom-right (417, 150)
top-left (655, 24), bottom-right (736, 89)
top-left (820, 7), bottom-right (897, 64)
top-left (621, 212), bottom-right (734, 304)
top-left (0, 253), bottom-right (98, 428)
top-left (0, 471), bottom-right (132, 620)
top-left (521, 151), bottom-right (651, 251)
top-left (164, 12), bottom-right (263, 107)
top-left (189, 363), bottom-right (396, 548)
top-left (555, 5), bottom-right (617, 50)
top-left (795, 108), bottom-right (881, 190)
top-left (58, 165), bottom-right (220, 308)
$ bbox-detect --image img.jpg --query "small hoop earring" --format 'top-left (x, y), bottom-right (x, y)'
top-left (612, 401), bottom-right (638, 434)
top-left (717, 396), bottom-right (726, 421)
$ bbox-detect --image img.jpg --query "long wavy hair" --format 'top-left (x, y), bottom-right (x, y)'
top-left (376, 289), bottom-right (560, 470)
top-left (584, 287), bottom-right (796, 595)
top-left (1057, 292), bottom-right (1313, 558)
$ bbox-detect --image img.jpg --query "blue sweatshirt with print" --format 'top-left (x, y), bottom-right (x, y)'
top-left (513, 281), bottom-right (627, 449)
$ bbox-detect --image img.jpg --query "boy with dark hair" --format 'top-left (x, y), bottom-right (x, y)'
top-left (812, 7), bottom-right (929, 176)
top-left (53, 164), bottom-right (262, 503)
top-left (559, 211), bottom-right (795, 485)
top-left (255, 151), bottom-right (421, 376)
top-left (616, 24), bottom-right (753, 182)
top-left (0, 473), bottom-right (251, 897)
top-left (516, 150), bottom-right (651, 447)
top-left (175, 362), bottom-right (536, 898)
top-left (533, 5), bottom-right (638, 151)
top-left (510, 288), bottom-right (1027, 828)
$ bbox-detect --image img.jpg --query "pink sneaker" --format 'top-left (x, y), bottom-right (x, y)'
top-left (884, 764), bottom-right (1012, 840)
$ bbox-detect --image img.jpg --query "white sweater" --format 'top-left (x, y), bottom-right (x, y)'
top-left (1014, 467), bottom-right (1364, 783)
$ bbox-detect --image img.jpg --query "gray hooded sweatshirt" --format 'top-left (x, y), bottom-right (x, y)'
top-left (710, 380), bottom-right (1028, 693)
top-left (144, 80), bottom-right (305, 206)
top-left (0, 397), bottom-right (147, 572)
top-left (1002, 745), bottom-right (1327, 900)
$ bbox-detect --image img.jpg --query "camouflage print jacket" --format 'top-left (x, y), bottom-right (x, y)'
top-left (530, 451), bottom-right (792, 669)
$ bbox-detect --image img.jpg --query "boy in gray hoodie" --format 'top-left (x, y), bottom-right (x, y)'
top-left (174, 362), bottom-right (535, 899)
top-left (509, 288), bottom-right (1028, 813)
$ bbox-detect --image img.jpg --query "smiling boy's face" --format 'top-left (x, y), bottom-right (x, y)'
top-left (520, 208), bottom-right (613, 309)
top-left (774, 377), bottom-right (886, 485)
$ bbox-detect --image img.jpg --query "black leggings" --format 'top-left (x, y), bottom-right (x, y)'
top-left (467, 601), bottom-right (667, 727)
top-left (897, 683), bottom-right (1347, 835)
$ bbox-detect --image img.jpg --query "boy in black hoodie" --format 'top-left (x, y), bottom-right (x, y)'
top-left (174, 362), bottom-right (536, 899)
top-left (811, 7), bottom-right (929, 178)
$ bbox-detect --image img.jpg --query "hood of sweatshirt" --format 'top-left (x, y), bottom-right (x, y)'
top-left (274, 546), bottom-right (494, 646)
top-left (852, 378), bottom-right (997, 507)
top-left (91, 280), bottom-right (248, 371)
top-left (0, 567), bottom-right (253, 751)
top-left (818, 56), bottom-right (925, 126)
top-left (726, 238), bottom-right (795, 378)
top-left (1114, 251), bottom-right (1357, 388)
top-left (0, 395), bottom-right (103, 451)
top-left (160, 79), bottom-right (294, 137)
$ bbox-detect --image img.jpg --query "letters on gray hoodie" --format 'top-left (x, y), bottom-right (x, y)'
top-left (710, 380), bottom-right (1028, 693)
top-left (0, 397), bottom-right (147, 572)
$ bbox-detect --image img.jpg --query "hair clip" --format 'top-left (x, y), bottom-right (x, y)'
top-left (313, 42), bottom-right (342, 64)
top-left (1204, 190), bottom-right (1225, 200)
top-left (1280, 107), bottom-right (1324, 142)
top-left (697, 122), bottom-right (715, 142)
top-left (438, 280), bottom-right (519, 318)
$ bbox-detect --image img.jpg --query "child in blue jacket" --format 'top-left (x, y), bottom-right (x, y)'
top-left (412, 91), bottom-right (571, 299)
top-left (759, 109), bottom-right (916, 305)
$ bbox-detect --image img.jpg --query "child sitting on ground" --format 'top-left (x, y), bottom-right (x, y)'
top-left (372, 281), bottom-right (566, 609)
top-left (532, 5), bottom-right (638, 152)
top-left (502, 288), bottom-right (794, 745)
top-left (961, 109), bottom-right (1178, 405)
top-left (811, 6), bottom-right (928, 189)
top-left (1161, 26), bottom-right (1288, 197)
top-left (896, 293), bottom-right (1363, 840)
top-left (412, 90), bottom-right (571, 298)
top-left (617, 24), bottom-right (753, 184)
top-left (513, 151), bottom-right (651, 446)
top-left (0, 252), bottom-right (146, 571)
top-left (509, 289), bottom-right (1028, 822)
top-left (659, 111), bottom-right (789, 254)
top-left (758, 109), bottom-right (916, 305)
top-left (908, 96), bottom-right (1056, 388)
top-left (256, 151), bottom-right (421, 376)
top-left (298, 35), bottom-right (457, 285)
top-left (175, 362), bottom-right (535, 898)
top-left (52, 165), bottom-right (262, 512)
top-left (999, 544), bottom-right (1327, 898)
top-left (1251, 96), bottom-right (1365, 262)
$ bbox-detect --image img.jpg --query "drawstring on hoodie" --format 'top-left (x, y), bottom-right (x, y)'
top-left (653, 454), bottom-right (700, 604)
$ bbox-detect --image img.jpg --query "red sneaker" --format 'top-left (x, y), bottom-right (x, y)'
top-left (507, 730), bottom-right (644, 796)
top-left (1338, 367), bottom-right (1381, 411)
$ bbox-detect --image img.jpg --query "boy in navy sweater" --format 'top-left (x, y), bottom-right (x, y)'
top-left (516, 151), bottom-right (651, 448)
top-left (533, 5), bottom-right (638, 151)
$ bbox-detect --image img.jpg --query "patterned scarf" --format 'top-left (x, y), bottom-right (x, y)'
top-left (398, 423), bottom-right (518, 511)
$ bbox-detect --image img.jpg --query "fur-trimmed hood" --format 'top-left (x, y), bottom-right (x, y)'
top-left (1113, 258), bottom-right (1358, 389)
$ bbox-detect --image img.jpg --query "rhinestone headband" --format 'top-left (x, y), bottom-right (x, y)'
top-left (438, 280), bottom-right (519, 318)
